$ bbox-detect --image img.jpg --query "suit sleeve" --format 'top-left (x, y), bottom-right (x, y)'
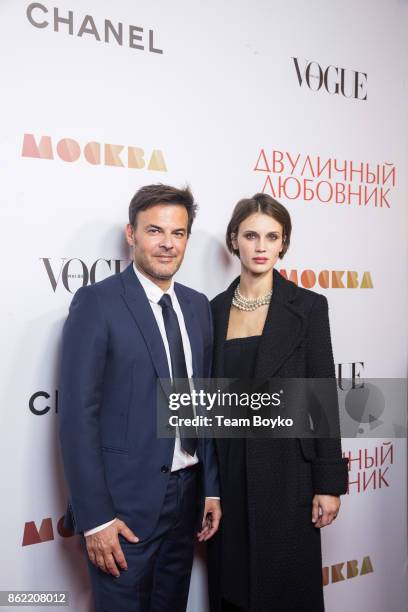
top-left (200, 294), bottom-right (220, 498)
top-left (58, 286), bottom-right (116, 533)
top-left (306, 294), bottom-right (349, 496)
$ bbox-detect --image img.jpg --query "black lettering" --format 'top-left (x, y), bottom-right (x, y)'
top-left (104, 20), bottom-right (123, 45)
top-left (62, 259), bottom-right (89, 293)
top-left (340, 68), bottom-right (354, 98)
top-left (41, 258), bottom-right (66, 292)
top-left (149, 29), bottom-right (163, 54)
top-left (129, 25), bottom-right (144, 50)
top-left (53, 7), bottom-right (74, 35)
top-left (305, 61), bottom-right (323, 91)
top-left (26, 2), bottom-right (48, 28)
top-left (29, 391), bottom-right (51, 415)
top-left (77, 15), bottom-right (101, 40)
top-left (351, 362), bottom-right (365, 388)
top-left (292, 57), bottom-right (306, 86)
top-left (89, 259), bottom-right (111, 284)
top-left (323, 65), bottom-right (339, 94)
top-left (355, 71), bottom-right (368, 101)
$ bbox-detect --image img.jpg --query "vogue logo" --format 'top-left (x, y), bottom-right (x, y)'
top-left (41, 258), bottom-right (130, 293)
top-left (292, 58), bottom-right (367, 100)
top-left (279, 269), bottom-right (373, 289)
top-left (323, 556), bottom-right (373, 586)
top-left (336, 362), bottom-right (364, 391)
top-left (26, 3), bottom-right (163, 54)
top-left (22, 516), bottom-right (73, 546)
top-left (22, 134), bottom-right (167, 171)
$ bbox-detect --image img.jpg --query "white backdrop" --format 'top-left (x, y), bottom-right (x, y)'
top-left (0, 1), bottom-right (407, 610)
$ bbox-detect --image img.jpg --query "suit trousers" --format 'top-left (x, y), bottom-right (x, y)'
top-left (84, 465), bottom-right (199, 612)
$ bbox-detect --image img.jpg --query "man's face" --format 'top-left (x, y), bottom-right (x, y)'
top-left (125, 204), bottom-right (189, 287)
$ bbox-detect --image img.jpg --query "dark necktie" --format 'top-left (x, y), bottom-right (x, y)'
top-left (158, 293), bottom-right (197, 456)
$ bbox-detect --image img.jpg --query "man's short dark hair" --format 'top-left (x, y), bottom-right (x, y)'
top-left (129, 184), bottom-right (198, 235)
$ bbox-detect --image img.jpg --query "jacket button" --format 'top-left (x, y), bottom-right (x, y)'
top-left (161, 465), bottom-right (169, 473)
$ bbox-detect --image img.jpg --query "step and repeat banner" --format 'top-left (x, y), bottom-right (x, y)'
top-left (1, 1), bottom-right (407, 610)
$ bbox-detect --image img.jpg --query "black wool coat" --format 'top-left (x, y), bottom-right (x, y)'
top-left (207, 269), bottom-right (349, 612)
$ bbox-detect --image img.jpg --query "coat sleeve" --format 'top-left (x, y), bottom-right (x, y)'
top-left (58, 285), bottom-right (116, 533)
top-left (306, 294), bottom-right (349, 496)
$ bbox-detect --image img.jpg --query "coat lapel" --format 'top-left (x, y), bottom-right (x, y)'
top-left (213, 269), bottom-right (306, 378)
top-left (254, 269), bottom-right (306, 378)
top-left (212, 279), bottom-right (236, 378)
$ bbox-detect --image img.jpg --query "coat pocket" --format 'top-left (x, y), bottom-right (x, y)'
top-left (297, 460), bottom-right (314, 506)
top-left (101, 446), bottom-right (129, 454)
top-left (296, 442), bottom-right (314, 507)
top-left (298, 438), bottom-right (316, 461)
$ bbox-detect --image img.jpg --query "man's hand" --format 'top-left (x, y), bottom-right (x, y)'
top-left (85, 518), bottom-right (139, 577)
top-left (312, 494), bottom-right (341, 528)
top-left (197, 498), bottom-right (222, 542)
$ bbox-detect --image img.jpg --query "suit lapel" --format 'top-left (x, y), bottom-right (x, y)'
top-left (174, 283), bottom-right (203, 379)
top-left (120, 264), bottom-right (170, 386)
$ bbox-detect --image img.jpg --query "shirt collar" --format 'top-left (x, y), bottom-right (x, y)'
top-left (132, 262), bottom-right (175, 304)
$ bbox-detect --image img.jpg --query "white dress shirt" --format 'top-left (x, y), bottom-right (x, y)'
top-left (84, 264), bottom-right (217, 536)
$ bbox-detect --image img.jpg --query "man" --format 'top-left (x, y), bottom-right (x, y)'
top-left (58, 184), bottom-right (221, 612)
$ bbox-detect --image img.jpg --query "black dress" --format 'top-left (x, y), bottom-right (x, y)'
top-left (221, 335), bottom-right (261, 609)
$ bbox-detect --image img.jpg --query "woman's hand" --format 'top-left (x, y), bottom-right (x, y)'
top-left (311, 494), bottom-right (340, 528)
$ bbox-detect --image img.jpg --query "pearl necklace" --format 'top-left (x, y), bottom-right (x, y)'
top-left (232, 284), bottom-right (273, 311)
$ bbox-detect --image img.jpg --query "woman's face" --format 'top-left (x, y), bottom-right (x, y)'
top-left (232, 212), bottom-right (284, 275)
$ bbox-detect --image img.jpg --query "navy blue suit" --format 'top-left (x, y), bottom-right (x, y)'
top-left (58, 263), bottom-right (219, 610)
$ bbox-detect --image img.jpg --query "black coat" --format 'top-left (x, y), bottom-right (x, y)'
top-left (207, 269), bottom-right (349, 612)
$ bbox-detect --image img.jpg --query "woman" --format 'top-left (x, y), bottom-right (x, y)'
top-left (207, 193), bottom-right (349, 612)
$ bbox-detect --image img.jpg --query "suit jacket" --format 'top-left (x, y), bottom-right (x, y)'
top-left (58, 263), bottom-right (220, 537)
top-left (208, 269), bottom-right (348, 612)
